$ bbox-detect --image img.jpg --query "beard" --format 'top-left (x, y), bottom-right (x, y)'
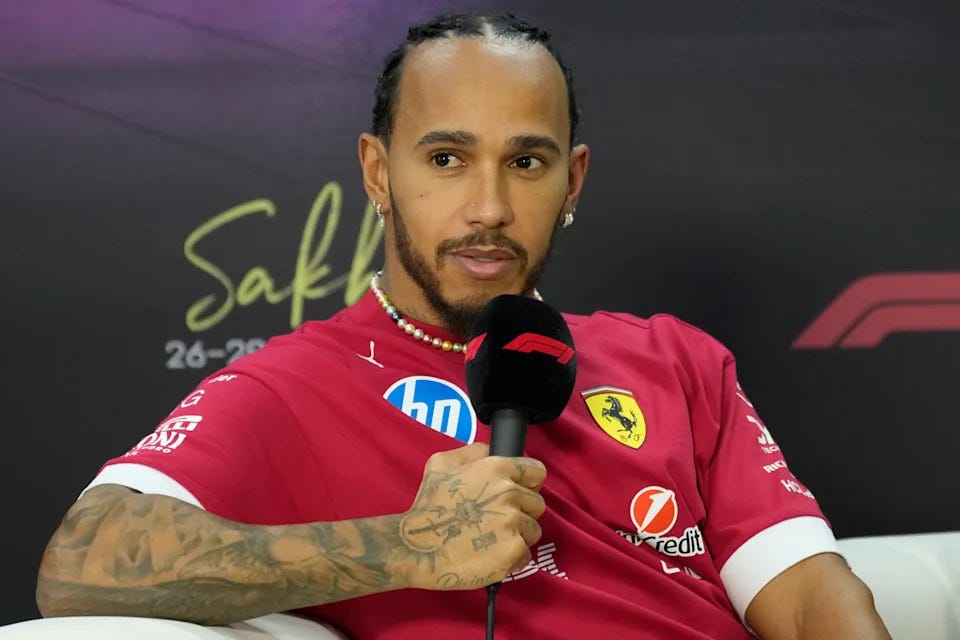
top-left (390, 195), bottom-right (559, 339)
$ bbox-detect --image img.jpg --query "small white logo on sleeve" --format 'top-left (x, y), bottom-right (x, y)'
top-left (207, 374), bottom-right (237, 384)
top-left (762, 459), bottom-right (788, 473)
top-left (501, 542), bottom-right (568, 582)
top-left (126, 415), bottom-right (203, 456)
top-left (781, 477), bottom-right (815, 499)
top-left (180, 390), bottom-right (205, 408)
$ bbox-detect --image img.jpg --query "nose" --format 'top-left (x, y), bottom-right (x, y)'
top-left (465, 165), bottom-right (514, 229)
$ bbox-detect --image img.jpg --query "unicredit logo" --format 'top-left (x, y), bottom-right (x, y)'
top-left (622, 486), bottom-right (705, 558)
top-left (630, 486), bottom-right (678, 535)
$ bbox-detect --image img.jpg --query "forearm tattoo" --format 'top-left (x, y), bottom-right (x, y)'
top-left (38, 467), bottom-right (527, 624)
top-left (37, 486), bottom-right (406, 624)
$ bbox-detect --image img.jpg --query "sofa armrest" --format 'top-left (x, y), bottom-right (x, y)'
top-left (0, 613), bottom-right (348, 639)
top-left (838, 531), bottom-right (960, 640)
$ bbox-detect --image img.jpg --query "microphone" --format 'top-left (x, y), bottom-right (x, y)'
top-left (463, 294), bottom-right (577, 639)
top-left (464, 294), bottom-right (577, 456)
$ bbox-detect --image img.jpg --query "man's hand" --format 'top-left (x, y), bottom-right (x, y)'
top-left (400, 442), bottom-right (547, 590)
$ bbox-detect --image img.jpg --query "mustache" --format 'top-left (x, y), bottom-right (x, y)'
top-left (436, 230), bottom-right (529, 270)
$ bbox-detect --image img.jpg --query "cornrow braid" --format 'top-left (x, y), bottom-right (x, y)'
top-left (371, 12), bottom-right (579, 147)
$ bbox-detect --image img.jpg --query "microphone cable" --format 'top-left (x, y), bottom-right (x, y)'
top-left (485, 582), bottom-right (499, 640)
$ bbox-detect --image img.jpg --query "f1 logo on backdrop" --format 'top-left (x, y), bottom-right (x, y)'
top-left (793, 272), bottom-right (960, 349)
top-left (383, 376), bottom-right (478, 444)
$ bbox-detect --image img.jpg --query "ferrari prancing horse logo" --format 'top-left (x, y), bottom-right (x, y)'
top-left (581, 386), bottom-right (647, 449)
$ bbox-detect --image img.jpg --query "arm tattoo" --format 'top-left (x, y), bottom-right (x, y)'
top-left (37, 486), bottom-right (409, 625)
top-left (39, 467), bottom-right (525, 622)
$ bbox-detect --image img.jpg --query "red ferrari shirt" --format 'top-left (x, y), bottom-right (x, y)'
top-left (87, 291), bottom-right (838, 639)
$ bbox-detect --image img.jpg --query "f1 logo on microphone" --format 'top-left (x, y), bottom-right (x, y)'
top-left (464, 332), bottom-right (575, 364)
top-left (464, 333), bottom-right (486, 362)
top-left (504, 333), bottom-right (575, 364)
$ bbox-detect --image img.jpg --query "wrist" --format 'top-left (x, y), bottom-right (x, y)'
top-left (343, 512), bottom-right (420, 592)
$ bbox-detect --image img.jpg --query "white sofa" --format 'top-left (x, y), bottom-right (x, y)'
top-left (0, 612), bottom-right (347, 639)
top-left (839, 531), bottom-right (959, 639)
top-left (3, 532), bottom-right (957, 639)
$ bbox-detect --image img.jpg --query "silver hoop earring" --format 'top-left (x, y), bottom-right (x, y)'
top-left (561, 208), bottom-right (575, 229)
top-left (375, 202), bottom-right (384, 228)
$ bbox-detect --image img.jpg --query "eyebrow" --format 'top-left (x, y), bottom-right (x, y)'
top-left (507, 134), bottom-right (562, 156)
top-left (415, 130), bottom-right (477, 148)
top-left (414, 130), bottom-right (562, 156)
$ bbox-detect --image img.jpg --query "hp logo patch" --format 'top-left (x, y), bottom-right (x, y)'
top-left (383, 376), bottom-right (477, 444)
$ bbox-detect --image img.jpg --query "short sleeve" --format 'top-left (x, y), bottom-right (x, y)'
top-left (697, 353), bottom-right (840, 619)
top-left (84, 372), bottom-right (320, 524)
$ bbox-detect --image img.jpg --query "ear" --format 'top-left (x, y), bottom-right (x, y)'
top-left (358, 133), bottom-right (391, 209)
top-left (564, 143), bottom-right (590, 212)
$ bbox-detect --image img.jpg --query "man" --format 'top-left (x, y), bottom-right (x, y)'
top-left (37, 13), bottom-right (890, 639)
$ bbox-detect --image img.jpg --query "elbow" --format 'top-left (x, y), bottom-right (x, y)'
top-left (36, 573), bottom-right (70, 618)
top-left (36, 571), bottom-right (131, 620)
top-left (35, 557), bottom-right (127, 619)
top-left (35, 545), bottom-right (91, 619)
top-left (851, 573), bottom-right (887, 628)
top-left (35, 535), bottom-right (102, 618)
top-left (842, 571), bottom-right (881, 616)
top-left (35, 485), bottom-right (134, 618)
top-left (855, 574), bottom-right (878, 606)
top-left (36, 536), bottom-right (64, 617)
top-left (36, 528), bottom-right (81, 618)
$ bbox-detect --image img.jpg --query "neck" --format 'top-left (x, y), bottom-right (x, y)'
top-left (377, 267), bottom-right (444, 329)
top-left (370, 270), bottom-right (466, 353)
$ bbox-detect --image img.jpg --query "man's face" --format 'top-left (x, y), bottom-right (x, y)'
top-left (379, 37), bottom-right (586, 335)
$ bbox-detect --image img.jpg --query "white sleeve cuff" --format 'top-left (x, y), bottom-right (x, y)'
top-left (719, 516), bottom-right (840, 620)
top-left (81, 463), bottom-right (205, 509)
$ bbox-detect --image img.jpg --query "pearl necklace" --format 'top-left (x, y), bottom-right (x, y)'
top-left (369, 271), bottom-right (545, 354)
top-left (370, 272), bottom-right (465, 353)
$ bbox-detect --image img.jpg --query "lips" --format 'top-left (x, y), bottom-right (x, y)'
top-left (450, 246), bottom-right (517, 279)
top-left (453, 247), bottom-right (516, 261)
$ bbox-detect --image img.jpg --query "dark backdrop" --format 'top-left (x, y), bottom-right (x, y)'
top-left (2, 0), bottom-right (959, 625)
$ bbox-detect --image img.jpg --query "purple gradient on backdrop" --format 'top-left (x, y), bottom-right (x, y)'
top-left (0, 1), bottom-right (545, 66)
top-left (0, 0), bottom-right (547, 194)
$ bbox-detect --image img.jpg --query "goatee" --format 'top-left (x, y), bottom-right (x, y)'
top-left (390, 197), bottom-right (557, 339)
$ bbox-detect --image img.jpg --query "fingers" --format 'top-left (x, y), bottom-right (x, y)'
top-left (425, 446), bottom-right (547, 492)
top-left (509, 544), bottom-right (534, 574)
top-left (505, 488), bottom-right (543, 546)
top-left (517, 513), bottom-right (543, 547)
top-left (503, 457), bottom-right (547, 491)
top-left (512, 484), bottom-right (546, 520)
top-left (425, 442), bottom-right (489, 471)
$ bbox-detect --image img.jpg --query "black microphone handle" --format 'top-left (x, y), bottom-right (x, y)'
top-left (488, 407), bottom-right (529, 457)
top-left (486, 406), bottom-right (531, 640)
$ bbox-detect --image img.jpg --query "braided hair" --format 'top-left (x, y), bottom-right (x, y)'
top-left (371, 13), bottom-right (579, 147)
